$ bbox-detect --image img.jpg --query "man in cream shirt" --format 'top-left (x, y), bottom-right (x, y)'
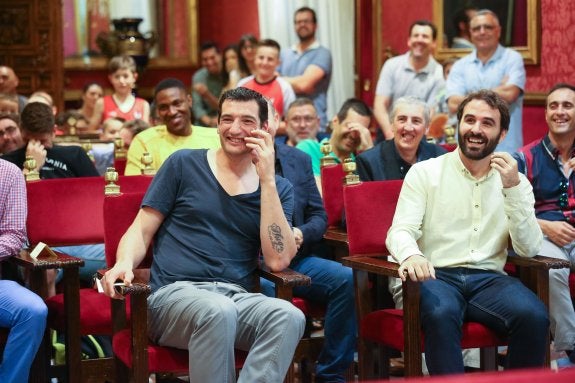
top-left (386, 90), bottom-right (548, 375)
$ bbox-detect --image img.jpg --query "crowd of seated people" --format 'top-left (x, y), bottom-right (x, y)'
top-left (2, 4), bottom-right (575, 382)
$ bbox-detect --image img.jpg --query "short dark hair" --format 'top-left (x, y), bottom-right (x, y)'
top-left (20, 102), bottom-right (54, 134)
top-left (456, 90), bottom-right (510, 132)
top-left (295, 6), bottom-right (317, 24)
top-left (409, 20), bottom-right (438, 40)
top-left (336, 98), bottom-right (372, 123)
top-left (256, 39), bottom-right (281, 52)
top-left (200, 41), bottom-right (220, 54)
top-left (82, 82), bottom-right (103, 93)
top-left (218, 87), bottom-right (268, 128)
top-left (547, 83), bottom-right (575, 106)
top-left (154, 78), bottom-right (187, 98)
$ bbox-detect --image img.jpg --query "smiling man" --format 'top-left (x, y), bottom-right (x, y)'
top-left (373, 20), bottom-right (445, 141)
top-left (0, 112), bottom-right (24, 155)
top-left (124, 78), bottom-right (220, 175)
top-left (386, 89), bottom-right (548, 375)
top-left (357, 96), bottom-right (446, 181)
top-left (514, 83), bottom-right (575, 368)
top-left (103, 87), bottom-right (305, 383)
top-left (279, 6), bottom-right (332, 131)
top-left (446, 9), bottom-right (526, 153)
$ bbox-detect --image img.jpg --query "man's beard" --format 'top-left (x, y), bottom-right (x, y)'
top-left (458, 130), bottom-right (502, 160)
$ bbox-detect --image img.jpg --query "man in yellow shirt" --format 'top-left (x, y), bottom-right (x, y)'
top-left (124, 78), bottom-right (220, 175)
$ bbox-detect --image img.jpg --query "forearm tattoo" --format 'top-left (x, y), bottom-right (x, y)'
top-left (267, 223), bottom-right (285, 253)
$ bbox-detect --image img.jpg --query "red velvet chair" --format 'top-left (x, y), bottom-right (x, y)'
top-left (103, 192), bottom-right (312, 383)
top-left (23, 175), bottom-right (153, 382)
top-left (341, 180), bottom-right (566, 380)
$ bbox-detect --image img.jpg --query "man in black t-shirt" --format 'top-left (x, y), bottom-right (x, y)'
top-left (2, 102), bottom-right (98, 178)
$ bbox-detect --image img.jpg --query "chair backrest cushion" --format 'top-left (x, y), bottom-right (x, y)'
top-left (320, 164), bottom-right (346, 227)
top-left (26, 177), bottom-right (106, 246)
top-left (103, 192), bottom-right (152, 268)
top-left (344, 179), bottom-right (403, 255)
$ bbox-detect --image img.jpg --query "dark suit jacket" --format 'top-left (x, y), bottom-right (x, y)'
top-left (275, 144), bottom-right (327, 262)
top-left (356, 139), bottom-right (447, 181)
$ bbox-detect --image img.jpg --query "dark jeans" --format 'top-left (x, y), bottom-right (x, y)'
top-left (261, 256), bottom-right (356, 383)
top-left (420, 267), bottom-right (549, 375)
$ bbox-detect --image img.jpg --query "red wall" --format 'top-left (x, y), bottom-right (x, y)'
top-left (380, 0), bottom-right (433, 56)
top-left (198, 0), bottom-right (260, 51)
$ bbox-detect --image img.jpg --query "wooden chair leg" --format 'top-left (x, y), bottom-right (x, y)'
top-left (479, 346), bottom-right (498, 371)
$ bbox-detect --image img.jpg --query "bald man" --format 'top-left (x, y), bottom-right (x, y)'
top-left (0, 66), bottom-right (27, 112)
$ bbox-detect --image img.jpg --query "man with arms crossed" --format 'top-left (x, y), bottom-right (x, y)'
top-left (103, 87), bottom-right (305, 383)
top-left (373, 20), bottom-right (444, 141)
top-left (386, 90), bottom-right (548, 374)
top-left (446, 9), bottom-right (526, 153)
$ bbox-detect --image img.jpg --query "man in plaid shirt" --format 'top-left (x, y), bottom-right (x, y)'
top-left (0, 158), bottom-right (47, 382)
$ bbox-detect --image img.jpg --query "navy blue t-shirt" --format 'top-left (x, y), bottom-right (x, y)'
top-left (144, 149), bottom-right (294, 292)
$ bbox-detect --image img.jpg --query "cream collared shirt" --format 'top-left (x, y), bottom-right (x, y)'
top-left (386, 150), bottom-right (542, 273)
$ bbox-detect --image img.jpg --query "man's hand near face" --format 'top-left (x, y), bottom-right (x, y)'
top-left (490, 152), bottom-right (520, 188)
top-left (25, 139), bottom-right (47, 171)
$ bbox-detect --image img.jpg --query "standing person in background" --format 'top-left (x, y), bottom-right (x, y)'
top-left (238, 34), bottom-right (258, 78)
top-left (0, 66), bottom-right (28, 112)
top-left (192, 41), bottom-right (225, 127)
top-left (89, 55), bottom-right (150, 131)
top-left (238, 39), bottom-right (296, 135)
top-left (446, 9), bottom-right (526, 153)
top-left (373, 20), bottom-right (444, 141)
top-left (279, 7), bottom-right (332, 131)
top-left (76, 82), bottom-right (103, 122)
top-left (0, 158), bottom-right (48, 383)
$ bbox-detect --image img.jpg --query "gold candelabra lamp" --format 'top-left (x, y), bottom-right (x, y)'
top-left (24, 156), bottom-right (40, 181)
top-left (104, 167), bottom-right (120, 195)
top-left (343, 158), bottom-right (360, 186)
top-left (320, 142), bottom-right (336, 168)
top-left (114, 137), bottom-right (127, 159)
top-left (141, 152), bottom-right (156, 175)
top-left (444, 125), bottom-right (457, 145)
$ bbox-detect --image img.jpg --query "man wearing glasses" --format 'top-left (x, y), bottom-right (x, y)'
top-left (279, 7), bottom-right (332, 131)
top-left (446, 9), bottom-right (526, 153)
top-left (514, 83), bottom-right (575, 369)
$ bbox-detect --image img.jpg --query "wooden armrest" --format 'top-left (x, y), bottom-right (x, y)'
top-left (10, 248), bottom-right (84, 270)
top-left (341, 255), bottom-right (400, 279)
top-left (259, 267), bottom-right (311, 287)
top-left (507, 255), bottom-right (571, 270)
top-left (96, 268), bottom-right (151, 297)
top-left (323, 227), bottom-right (348, 247)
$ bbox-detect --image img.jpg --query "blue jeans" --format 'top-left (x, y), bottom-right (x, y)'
top-left (420, 268), bottom-right (549, 375)
top-left (0, 280), bottom-right (47, 383)
top-left (53, 244), bottom-right (106, 283)
top-left (261, 256), bottom-right (357, 383)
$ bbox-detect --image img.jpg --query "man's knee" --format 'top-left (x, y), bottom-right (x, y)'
top-left (268, 299), bottom-right (306, 338)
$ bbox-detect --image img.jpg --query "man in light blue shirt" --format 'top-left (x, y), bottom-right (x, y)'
top-left (279, 7), bottom-right (332, 131)
top-left (446, 9), bottom-right (526, 153)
